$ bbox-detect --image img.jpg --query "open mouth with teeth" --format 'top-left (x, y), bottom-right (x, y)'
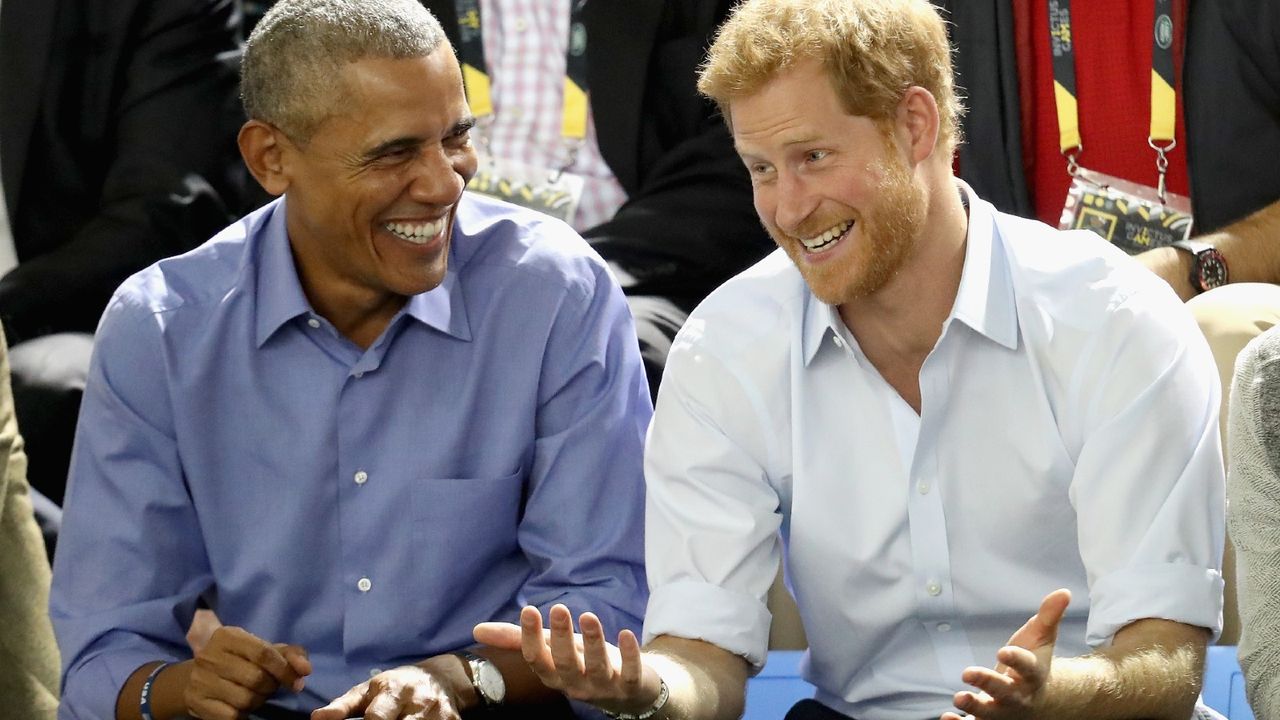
top-left (384, 218), bottom-right (447, 245)
top-left (800, 220), bottom-right (853, 253)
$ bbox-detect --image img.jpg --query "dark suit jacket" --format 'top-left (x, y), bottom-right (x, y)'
top-left (423, 0), bottom-right (773, 308)
top-left (946, 0), bottom-right (1280, 235)
top-left (0, 0), bottom-right (245, 343)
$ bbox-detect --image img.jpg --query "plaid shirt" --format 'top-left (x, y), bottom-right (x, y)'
top-left (478, 0), bottom-right (627, 232)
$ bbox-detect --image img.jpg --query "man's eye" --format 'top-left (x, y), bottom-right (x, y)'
top-left (806, 150), bottom-right (828, 162)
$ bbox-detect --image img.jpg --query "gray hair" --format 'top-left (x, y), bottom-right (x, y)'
top-left (241, 0), bottom-right (448, 141)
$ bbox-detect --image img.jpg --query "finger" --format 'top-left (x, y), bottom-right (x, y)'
top-left (311, 682), bottom-right (371, 720)
top-left (996, 645), bottom-right (1043, 687)
top-left (548, 604), bottom-right (585, 676)
top-left (192, 651), bottom-right (279, 697)
top-left (1033, 589), bottom-right (1072, 641)
top-left (519, 606), bottom-right (555, 672)
top-left (276, 644), bottom-right (312, 692)
top-left (617, 629), bottom-right (645, 692)
top-left (961, 665), bottom-right (1019, 702)
top-left (579, 613), bottom-right (614, 680)
top-left (188, 695), bottom-right (243, 720)
top-left (362, 689), bottom-right (403, 720)
top-left (222, 635), bottom-right (300, 689)
top-left (953, 689), bottom-right (1000, 717)
top-left (189, 672), bottom-right (266, 715)
top-left (474, 621), bottom-right (524, 651)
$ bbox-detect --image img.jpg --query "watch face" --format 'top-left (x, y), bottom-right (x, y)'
top-left (1196, 248), bottom-right (1228, 291)
top-left (475, 659), bottom-right (506, 704)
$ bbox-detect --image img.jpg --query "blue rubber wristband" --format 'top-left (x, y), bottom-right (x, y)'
top-left (139, 662), bottom-right (171, 720)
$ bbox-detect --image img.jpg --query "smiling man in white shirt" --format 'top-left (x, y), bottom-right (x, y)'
top-left (475, 1), bottom-right (1226, 719)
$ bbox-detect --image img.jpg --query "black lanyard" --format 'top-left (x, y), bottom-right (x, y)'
top-left (1047, 0), bottom-right (1178, 197)
top-left (453, 0), bottom-right (589, 140)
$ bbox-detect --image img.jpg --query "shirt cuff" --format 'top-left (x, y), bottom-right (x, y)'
top-left (61, 647), bottom-right (179, 720)
top-left (1087, 562), bottom-right (1224, 646)
top-left (642, 579), bottom-right (772, 670)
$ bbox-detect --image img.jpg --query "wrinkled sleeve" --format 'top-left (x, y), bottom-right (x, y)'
top-left (1066, 290), bottom-right (1225, 647)
top-left (1227, 328), bottom-right (1280, 719)
top-left (50, 292), bottom-right (211, 719)
top-left (640, 321), bottom-right (782, 669)
top-left (515, 259), bottom-right (653, 638)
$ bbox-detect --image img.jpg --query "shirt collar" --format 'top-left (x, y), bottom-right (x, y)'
top-left (801, 180), bottom-right (1018, 365)
top-left (254, 197), bottom-right (473, 347)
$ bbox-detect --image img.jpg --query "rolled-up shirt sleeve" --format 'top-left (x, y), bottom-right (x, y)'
top-left (641, 318), bottom-right (784, 669)
top-left (51, 291), bottom-right (210, 719)
top-left (1065, 291), bottom-right (1225, 647)
top-left (516, 259), bottom-right (652, 638)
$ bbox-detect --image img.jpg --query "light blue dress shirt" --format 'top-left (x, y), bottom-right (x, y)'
top-left (51, 194), bottom-right (652, 717)
top-left (643, 184), bottom-right (1224, 720)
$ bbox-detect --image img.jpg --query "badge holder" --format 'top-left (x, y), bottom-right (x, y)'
top-left (1059, 165), bottom-right (1193, 255)
top-left (467, 135), bottom-right (586, 225)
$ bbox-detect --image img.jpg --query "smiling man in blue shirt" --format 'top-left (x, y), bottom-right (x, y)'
top-left (48, 1), bottom-right (651, 719)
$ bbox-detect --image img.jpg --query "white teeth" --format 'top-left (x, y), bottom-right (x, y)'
top-left (800, 221), bottom-right (853, 251)
top-left (384, 218), bottom-right (446, 244)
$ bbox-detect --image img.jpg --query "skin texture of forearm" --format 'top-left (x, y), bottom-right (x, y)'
top-left (643, 636), bottom-right (751, 720)
top-left (1036, 620), bottom-right (1207, 720)
top-left (1203, 198), bottom-right (1280, 285)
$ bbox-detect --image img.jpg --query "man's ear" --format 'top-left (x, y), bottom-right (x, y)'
top-left (238, 120), bottom-right (292, 197)
top-left (896, 86), bottom-right (941, 165)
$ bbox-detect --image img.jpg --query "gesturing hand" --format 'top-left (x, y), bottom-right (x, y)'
top-left (473, 604), bottom-right (663, 716)
top-left (312, 664), bottom-right (466, 720)
top-left (185, 626), bottom-right (311, 720)
top-left (941, 588), bottom-right (1072, 720)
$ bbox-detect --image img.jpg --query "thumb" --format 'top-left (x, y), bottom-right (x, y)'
top-left (1006, 589), bottom-right (1072, 653)
top-left (275, 643), bottom-right (312, 691)
top-left (474, 621), bottom-right (523, 650)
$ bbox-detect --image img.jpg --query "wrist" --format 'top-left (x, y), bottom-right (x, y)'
top-left (419, 653), bottom-right (480, 710)
top-left (602, 677), bottom-right (669, 720)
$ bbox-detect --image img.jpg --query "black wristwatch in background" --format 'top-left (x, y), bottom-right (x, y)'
top-left (1171, 239), bottom-right (1229, 294)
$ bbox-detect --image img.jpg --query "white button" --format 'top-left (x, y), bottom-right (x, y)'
top-left (370, 667), bottom-right (383, 678)
top-left (353, 371), bottom-right (364, 379)
top-left (832, 335), bottom-right (845, 349)
top-left (926, 582), bottom-right (942, 597)
top-left (509, 106), bottom-right (524, 120)
top-left (307, 318), bottom-right (321, 329)
top-left (917, 481), bottom-right (931, 495)
top-left (514, 17), bottom-right (528, 31)
top-left (357, 577), bottom-right (372, 592)
top-left (354, 471), bottom-right (368, 485)
top-left (936, 622), bottom-right (952, 633)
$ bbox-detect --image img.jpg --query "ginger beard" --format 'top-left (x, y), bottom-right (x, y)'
top-left (773, 155), bottom-right (928, 306)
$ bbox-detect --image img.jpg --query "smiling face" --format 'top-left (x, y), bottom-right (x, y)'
top-left (731, 59), bottom-right (927, 306)
top-left (275, 48), bottom-right (478, 315)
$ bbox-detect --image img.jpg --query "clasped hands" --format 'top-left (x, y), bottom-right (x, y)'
top-left (179, 626), bottom-right (464, 720)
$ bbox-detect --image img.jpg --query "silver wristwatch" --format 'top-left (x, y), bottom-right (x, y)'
top-left (455, 650), bottom-right (506, 706)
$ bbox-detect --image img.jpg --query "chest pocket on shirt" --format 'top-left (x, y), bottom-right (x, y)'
top-left (411, 469), bottom-right (526, 572)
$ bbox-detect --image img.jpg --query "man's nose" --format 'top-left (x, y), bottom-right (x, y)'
top-left (773, 172), bottom-right (817, 235)
top-left (407, 146), bottom-right (470, 206)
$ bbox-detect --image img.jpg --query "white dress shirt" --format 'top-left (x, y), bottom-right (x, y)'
top-left (642, 183), bottom-right (1225, 720)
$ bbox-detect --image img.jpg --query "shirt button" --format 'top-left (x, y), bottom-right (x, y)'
top-left (514, 17), bottom-right (528, 31)
top-left (936, 622), bottom-right (952, 633)
top-left (354, 471), bottom-right (368, 485)
top-left (307, 318), bottom-right (321, 329)
top-left (370, 668), bottom-right (383, 678)
top-left (926, 582), bottom-right (942, 597)
top-left (832, 335), bottom-right (845, 349)
top-left (509, 106), bottom-right (524, 120)
top-left (357, 577), bottom-right (372, 592)
top-left (353, 371), bottom-right (364, 379)
top-left (917, 481), bottom-right (931, 495)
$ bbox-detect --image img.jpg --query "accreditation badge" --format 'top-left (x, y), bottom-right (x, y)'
top-left (1059, 167), bottom-right (1193, 254)
top-left (466, 154), bottom-right (585, 226)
